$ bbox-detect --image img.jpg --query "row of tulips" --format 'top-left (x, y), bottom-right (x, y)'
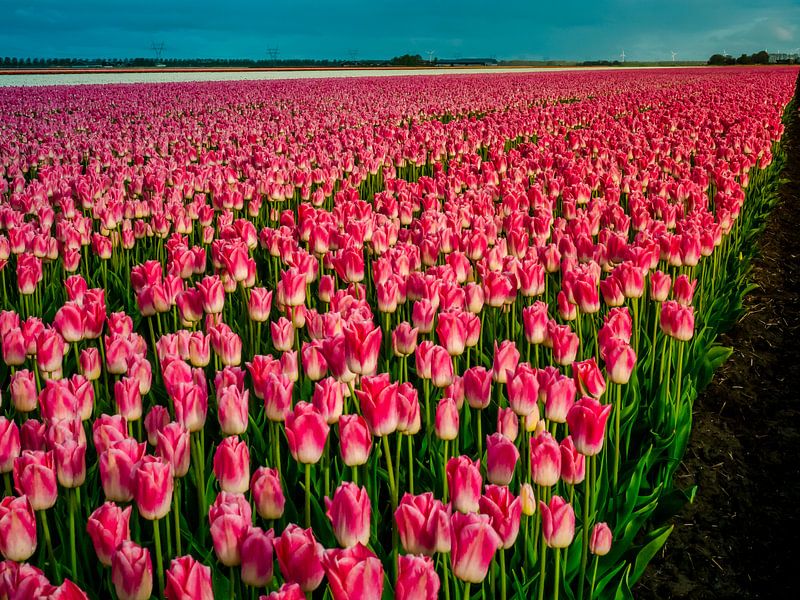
top-left (0, 67), bottom-right (797, 599)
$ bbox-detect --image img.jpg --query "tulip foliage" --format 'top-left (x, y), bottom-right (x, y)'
top-left (0, 67), bottom-right (796, 599)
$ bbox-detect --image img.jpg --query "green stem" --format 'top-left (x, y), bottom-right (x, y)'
top-left (465, 581), bottom-right (472, 600)
top-left (69, 489), bottom-right (77, 579)
top-left (304, 463), bottom-right (312, 528)
top-left (500, 548), bottom-right (507, 600)
top-left (589, 555), bottom-right (599, 600)
top-left (408, 434), bottom-right (414, 494)
top-left (39, 510), bottom-right (60, 583)
top-left (613, 382), bottom-right (621, 489)
top-left (153, 518), bottom-right (165, 597)
top-left (537, 540), bottom-right (546, 600)
top-left (577, 455), bottom-right (593, 600)
top-left (443, 439), bottom-right (450, 502)
top-left (442, 554), bottom-right (451, 600)
top-left (174, 482), bottom-right (182, 555)
top-left (553, 548), bottom-right (561, 600)
top-left (3, 472), bottom-right (11, 496)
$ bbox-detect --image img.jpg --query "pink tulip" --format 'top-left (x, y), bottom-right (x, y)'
top-left (144, 405), bottom-right (170, 447)
top-left (261, 583), bottom-right (306, 600)
top-left (321, 543), bottom-right (384, 600)
top-left (544, 375), bottom-right (576, 423)
top-left (251, 467), bottom-right (285, 520)
top-left (213, 435), bottom-right (250, 494)
top-left (111, 541), bottom-right (153, 600)
top-left (492, 340), bottom-right (520, 384)
top-left (357, 374), bottom-right (399, 437)
top-left (0, 417), bottom-right (20, 473)
top-left (312, 377), bottom-right (344, 424)
top-left (530, 431), bottom-right (561, 487)
top-left (343, 321), bottom-right (381, 376)
top-left (435, 396), bottom-right (460, 440)
top-left (264, 373), bottom-right (294, 422)
top-left (649, 271), bottom-right (672, 302)
top-left (479, 484), bottom-right (522, 548)
top-left (156, 422), bottom-right (191, 478)
top-left (661, 300), bottom-right (695, 341)
top-left (496, 407), bottom-right (519, 442)
top-left (605, 340), bottom-right (637, 384)
top-left (9, 370), bottom-right (37, 412)
top-left (54, 440), bottom-right (87, 488)
top-left (394, 492), bottom-right (451, 555)
top-left (551, 324), bottom-right (579, 366)
top-left (53, 302), bottom-right (84, 343)
top-left (36, 328), bottom-right (65, 374)
top-left (217, 386), bottom-right (250, 435)
top-left (20, 419), bottom-right (47, 452)
top-left (92, 414), bottom-right (128, 455)
top-left (165, 555), bottom-right (214, 600)
top-left (566, 397), bottom-right (613, 456)
top-left (450, 512), bottom-right (502, 583)
top-left (274, 524), bottom-right (325, 592)
top-left (13, 450), bottom-right (57, 511)
top-left (485, 433), bottom-right (519, 486)
top-left (248, 287), bottom-right (273, 322)
top-left (241, 526), bottom-right (275, 587)
top-left (506, 363), bottom-right (539, 417)
top-left (522, 301), bottom-right (549, 344)
top-left (115, 377), bottom-right (143, 422)
top-left (539, 495), bottom-right (575, 548)
top-left (86, 501), bottom-right (132, 566)
top-left (338, 414), bottom-right (372, 466)
top-left (0, 495), bottom-right (37, 562)
top-left (396, 554), bottom-right (440, 600)
top-left (210, 508), bottom-right (249, 567)
top-left (392, 322), bottom-right (418, 357)
top-left (135, 456), bottom-right (174, 520)
top-left (590, 522), bottom-right (613, 556)
top-left (559, 436), bottom-right (586, 485)
top-left (285, 402), bottom-right (329, 464)
top-left (447, 455), bottom-right (482, 513)
top-left (325, 482), bottom-right (371, 548)
top-left (99, 439), bottom-right (146, 503)
top-left (572, 358), bottom-right (606, 399)
top-left (673, 274), bottom-right (696, 306)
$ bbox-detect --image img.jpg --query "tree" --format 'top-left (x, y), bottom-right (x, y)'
top-left (389, 54), bottom-right (426, 67)
top-left (752, 50), bottom-right (769, 64)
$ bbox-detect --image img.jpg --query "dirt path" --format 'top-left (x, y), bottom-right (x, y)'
top-left (637, 76), bottom-right (800, 599)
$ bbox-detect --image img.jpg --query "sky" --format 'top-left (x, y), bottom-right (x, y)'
top-left (2, 0), bottom-right (799, 61)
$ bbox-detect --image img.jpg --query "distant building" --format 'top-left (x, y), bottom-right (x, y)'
top-left (436, 58), bottom-right (499, 66)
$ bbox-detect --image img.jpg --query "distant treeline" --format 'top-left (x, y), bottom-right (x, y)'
top-left (707, 50), bottom-right (792, 65)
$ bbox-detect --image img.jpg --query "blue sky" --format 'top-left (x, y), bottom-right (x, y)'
top-left (2, 0), bottom-right (799, 61)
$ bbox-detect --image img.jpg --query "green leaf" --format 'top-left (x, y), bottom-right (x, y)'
top-left (630, 524), bottom-right (674, 583)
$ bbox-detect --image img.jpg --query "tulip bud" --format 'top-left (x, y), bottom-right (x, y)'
top-left (165, 555), bottom-right (215, 600)
top-left (338, 414), bottom-right (372, 466)
top-left (135, 456), bottom-right (174, 520)
top-left (0, 495), bottom-right (37, 562)
top-left (241, 527), bottom-right (275, 587)
top-left (396, 555), bottom-right (440, 600)
top-left (590, 522), bottom-right (613, 556)
top-left (86, 501), bottom-right (132, 566)
top-left (450, 512), bottom-right (502, 584)
top-left (435, 396), bottom-right (460, 441)
top-left (251, 467), bottom-right (285, 520)
top-left (539, 495), bottom-right (575, 548)
top-left (285, 402), bottom-right (329, 464)
top-left (530, 432), bottom-right (561, 487)
top-left (325, 482), bottom-right (371, 548)
top-left (485, 433), bottom-right (519, 486)
top-left (274, 524), bottom-right (325, 592)
top-left (321, 544), bottom-right (384, 600)
top-left (566, 397), bottom-right (612, 456)
top-left (479, 484), bottom-right (522, 549)
top-left (111, 541), bottom-right (153, 600)
top-left (0, 417), bottom-right (21, 473)
top-left (13, 450), bottom-right (57, 510)
top-left (519, 483), bottom-right (536, 516)
top-left (447, 455), bottom-right (482, 513)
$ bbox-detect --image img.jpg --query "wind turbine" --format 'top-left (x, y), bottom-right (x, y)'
top-left (426, 50), bottom-right (436, 64)
top-left (619, 48), bottom-right (626, 63)
top-left (670, 51), bottom-right (677, 62)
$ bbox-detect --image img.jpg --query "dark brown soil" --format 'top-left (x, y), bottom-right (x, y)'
top-left (636, 78), bottom-right (800, 598)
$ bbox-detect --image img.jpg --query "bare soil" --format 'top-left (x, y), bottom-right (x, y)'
top-left (637, 76), bottom-right (800, 599)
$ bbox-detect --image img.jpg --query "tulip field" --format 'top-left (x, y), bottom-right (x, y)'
top-left (0, 67), bottom-right (797, 599)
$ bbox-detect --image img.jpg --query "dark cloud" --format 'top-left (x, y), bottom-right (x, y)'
top-left (1, 0), bottom-right (797, 60)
